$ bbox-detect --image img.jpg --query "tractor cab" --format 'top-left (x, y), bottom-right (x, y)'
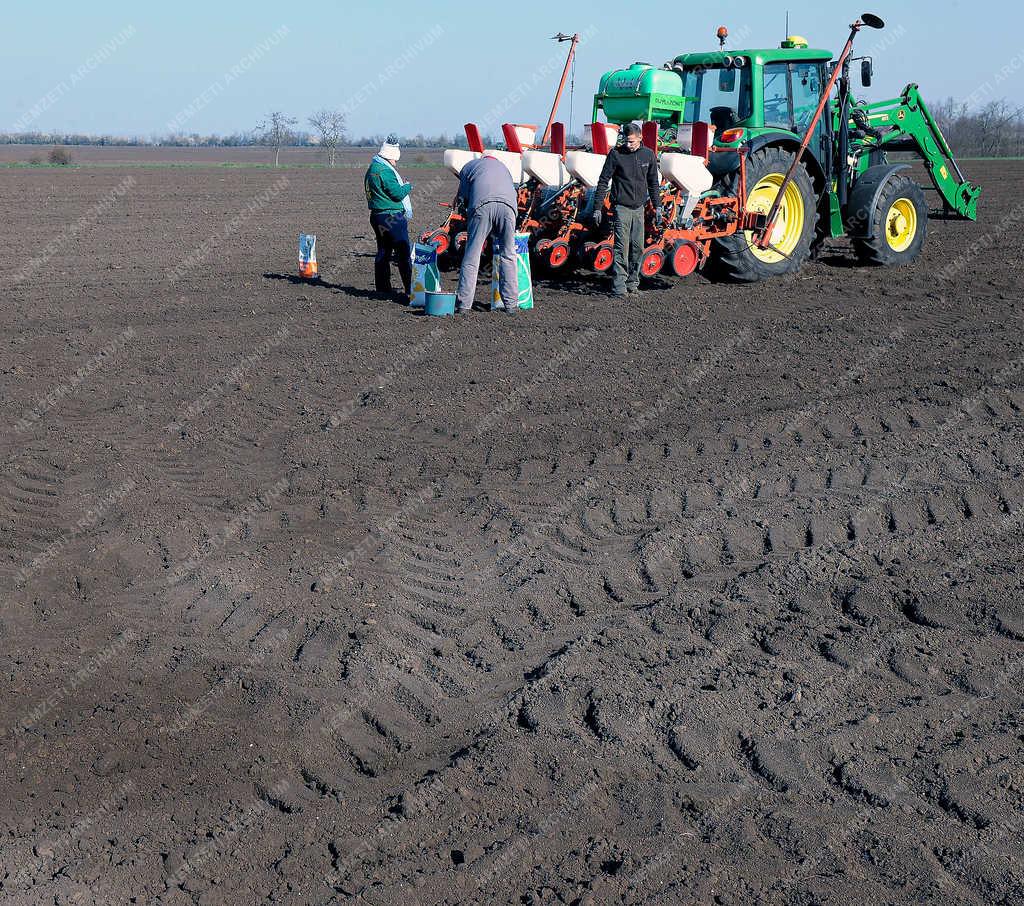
top-left (668, 40), bottom-right (843, 240)
top-left (670, 41), bottom-right (834, 158)
top-left (593, 40), bottom-right (836, 182)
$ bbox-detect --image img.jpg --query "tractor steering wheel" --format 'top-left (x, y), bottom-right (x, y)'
top-left (763, 98), bottom-right (790, 126)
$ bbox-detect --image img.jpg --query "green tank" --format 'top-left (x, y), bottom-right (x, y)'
top-left (593, 63), bottom-right (688, 124)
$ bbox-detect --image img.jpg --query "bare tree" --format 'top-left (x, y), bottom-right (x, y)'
top-left (975, 100), bottom-right (1023, 157)
top-left (258, 112), bottom-right (298, 167)
top-left (308, 110), bottom-right (346, 167)
top-left (931, 96), bottom-right (1024, 158)
top-left (932, 96), bottom-right (967, 134)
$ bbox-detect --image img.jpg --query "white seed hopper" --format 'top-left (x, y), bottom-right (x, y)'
top-left (564, 150), bottom-right (607, 188)
top-left (442, 149), bottom-right (526, 185)
top-left (660, 153), bottom-right (714, 221)
top-left (584, 122), bottom-right (620, 152)
top-left (482, 150), bottom-right (526, 185)
top-left (522, 149), bottom-right (571, 187)
top-left (443, 149), bottom-right (482, 177)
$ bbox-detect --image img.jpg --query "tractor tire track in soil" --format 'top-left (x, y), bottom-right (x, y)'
top-left (0, 156), bottom-right (1022, 904)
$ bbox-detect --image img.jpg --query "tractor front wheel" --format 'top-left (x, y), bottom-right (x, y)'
top-left (712, 146), bottom-right (818, 282)
top-left (852, 175), bottom-right (928, 267)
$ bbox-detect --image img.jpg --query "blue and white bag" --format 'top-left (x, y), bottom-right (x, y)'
top-left (410, 243), bottom-right (441, 307)
top-left (491, 233), bottom-right (534, 310)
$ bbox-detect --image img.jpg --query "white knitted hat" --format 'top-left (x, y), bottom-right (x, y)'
top-left (379, 134), bottom-right (401, 161)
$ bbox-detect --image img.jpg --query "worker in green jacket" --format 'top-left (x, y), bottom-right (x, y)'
top-left (364, 135), bottom-right (413, 299)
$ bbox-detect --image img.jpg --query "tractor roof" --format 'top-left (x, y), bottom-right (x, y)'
top-left (674, 47), bottom-right (834, 66)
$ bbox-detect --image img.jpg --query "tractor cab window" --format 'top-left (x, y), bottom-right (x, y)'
top-left (792, 63), bottom-right (824, 132)
top-left (763, 61), bottom-right (826, 132)
top-left (763, 63), bottom-right (792, 130)
top-left (681, 64), bottom-right (753, 131)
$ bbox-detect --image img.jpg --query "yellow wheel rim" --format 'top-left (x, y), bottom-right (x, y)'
top-left (745, 173), bottom-right (806, 264)
top-left (885, 198), bottom-right (917, 252)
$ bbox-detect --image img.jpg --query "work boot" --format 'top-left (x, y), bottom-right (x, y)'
top-left (627, 286), bottom-right (640, 295)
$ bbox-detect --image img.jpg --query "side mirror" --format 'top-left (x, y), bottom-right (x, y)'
top-left (861, 58), bottom-right (874, 87)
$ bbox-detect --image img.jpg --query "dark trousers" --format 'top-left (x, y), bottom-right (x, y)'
top-left (370, 211), bottom-right (412, 295)
top-left (612, 205), bottom-right (645, 294)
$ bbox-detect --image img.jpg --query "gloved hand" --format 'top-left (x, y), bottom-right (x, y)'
top-left (592, 209), bottom-right (603, 228)
top-left (654, 207), bottom-right (665, 228)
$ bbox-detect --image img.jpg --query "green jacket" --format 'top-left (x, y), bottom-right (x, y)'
top-left (364, 156), bottom-right (412, 214)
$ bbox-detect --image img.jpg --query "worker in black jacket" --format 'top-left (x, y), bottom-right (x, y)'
top-left (592, 123), bottom-right (662, 297)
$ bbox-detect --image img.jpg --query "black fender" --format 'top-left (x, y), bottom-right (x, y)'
top-left (710, 132), bottom-right (815, 182)
top-left (845, 163), bottom-right (913, 239)
top-left (707, 150), bottom-right (740, 181)
top-left (744, 132), bottom-right (828, 197)
top-left (708, 132), bottom-right (799, 181)
top-left (709, 133), bottom-right (828, 211)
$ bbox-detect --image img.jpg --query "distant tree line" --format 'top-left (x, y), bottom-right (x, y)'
top-left (0, 121), bottom-right (505, 157)
top-left (932, 98), bottom-right (1024, 158)
top-left (0, 108), bottom-right (352, 166)
top-left (0, 131), bottom-right (266, 147)
top-left (4, 98), bottom-right (1021, 160)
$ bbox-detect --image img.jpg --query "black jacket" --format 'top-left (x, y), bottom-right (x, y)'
top-left (594, 145), bottom-right (660, 210)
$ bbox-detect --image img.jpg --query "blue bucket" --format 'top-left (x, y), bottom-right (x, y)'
top-left (425, 291), bottom-right (456, 317)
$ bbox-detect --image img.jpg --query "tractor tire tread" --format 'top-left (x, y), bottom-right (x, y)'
top-left (711, 146), bottom-right (819, 283)
top-left (852, 174), bottom-right (929, 267)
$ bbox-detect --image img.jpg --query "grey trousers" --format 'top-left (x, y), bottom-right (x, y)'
top-left (456, 201), bottom-right (519, 310)
top-left (612, 204), bottom-right (645, 294)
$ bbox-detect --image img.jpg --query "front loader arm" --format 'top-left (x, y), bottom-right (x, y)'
top-left (851, 84), bottom-right (980, 220)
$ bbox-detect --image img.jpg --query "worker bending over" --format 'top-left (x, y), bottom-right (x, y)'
top-left (455, 154), bottom-right (518, 315)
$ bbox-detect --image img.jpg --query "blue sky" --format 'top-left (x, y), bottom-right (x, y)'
top-left (5, 1), bottom-right (1023, 139)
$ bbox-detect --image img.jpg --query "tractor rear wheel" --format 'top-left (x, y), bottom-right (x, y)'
top-left (712, 146), bottom-right (818, 282)
top-left (852, 175), bottom-right (928, 267)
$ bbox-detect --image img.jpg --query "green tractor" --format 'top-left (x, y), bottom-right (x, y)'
top-left (592, 13), bottom-right (980, 281)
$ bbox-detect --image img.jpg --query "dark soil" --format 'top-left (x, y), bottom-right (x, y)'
top-left (1, 157), bottom-right (1022, 905)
